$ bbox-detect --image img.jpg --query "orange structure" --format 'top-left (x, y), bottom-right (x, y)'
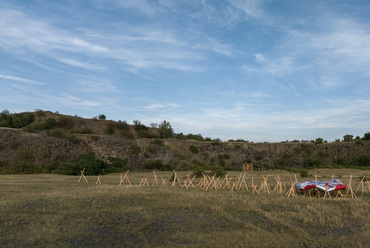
top-left (242, 163), bottom-right (253, 172)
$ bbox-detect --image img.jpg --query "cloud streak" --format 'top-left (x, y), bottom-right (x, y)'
top-left (0, 74), bottom-right (45, 85)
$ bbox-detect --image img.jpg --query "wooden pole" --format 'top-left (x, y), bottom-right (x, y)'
top-left (119, 171), bottom-right (132, 185)
top-left (95, 174), bottom-right (101, 185)
top-left (78, 168), bottom-right (88, 183)
top-left (152, 171), bottom-right (159, 186)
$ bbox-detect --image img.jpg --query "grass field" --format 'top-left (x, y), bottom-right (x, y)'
top-left (1, 169), bottom-right (369, 247)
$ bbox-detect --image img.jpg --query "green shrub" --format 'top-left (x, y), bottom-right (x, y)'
top-left (143, 159), bottom-right (171, 171)
top-left (9, 141), bottom-right (21, 150)
top-left (151, 138), bottom-right (164, 146)
top-left (186, 133), bottom-right (204, 141)
top-left (202, 152), bottom-right (209, 160)
top-left (98, 114), bottom-right (106, 120)
top-left (130, 144), bottom-right (141, 155)
top-left (210, 165), bottom-right (227, 177)
top-left (19, 150), bottom-right (35, 162)
top-left (304, 158), bottom-right (321, 167)
top-left (108, 157), bottom-right (130, 171)
top-left (356, 155), bottom-right (370, 167)
top-left (105, 123), bottom-right (115, 135)
top-left (57, 117), bottom-right (74, 129)
top-left (218, 154), bottom-right (230, 160)
top-left (53, 153), bottom-right (112, 175)
top-left (80, 128), bottom-right (93, 134)
top-left (192, 164), bottom-right (205, 177)
top-left (47, 128), bottom-right (65, 138)
top-left (179, 162), bottom-right (191, 171)
top-left (44, 118), bottom-right (57, 129)
top-left (134, 124), bottom-right (148, 132)
top-left (146, 146), bottom-right (157, 154)
top-left (300, 169), bottom-right (309, 178)
top-left (189, 145), bottom-right (199, 154)
top-left (12, 112), bottom-right (35, 128)
top-left (35, 109), bottom-right (45, 117)
top-left (67, 134), bottom-right (80, 144)
top-left (0, 111), bottom-right (35, 128)
top-left (0, 110), bottom-right (12, 127)
top-left (336, 157), bottom-right (348, 166)
top-left (12, 161), bottom-right (38, 174)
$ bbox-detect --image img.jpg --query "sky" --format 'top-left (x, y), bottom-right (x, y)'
top-left (1, 0), bottom-right (370, 142)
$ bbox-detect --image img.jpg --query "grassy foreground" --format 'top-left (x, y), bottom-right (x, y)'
top-left (1, 169), bottom-right (369, 248)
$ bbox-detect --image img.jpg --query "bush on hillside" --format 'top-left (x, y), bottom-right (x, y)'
top-left (300, 169), bottom-right (309, 178)
top-left (356, 155), bottom-right (370, 167)
top-left (209, 165), bottom-right (227, 177)
top-left (189, 145), bottom-right (199, 154)
top-left (143, 159), bottom-right (172, 171)
top-left (0, 111), bottom-right (35, 128)
top-left (192, 164), bottom-right (205, 177)
top-left (53, 153), bottom-right (113, 175)
top-left (57, 117), bottom-right (74, 129)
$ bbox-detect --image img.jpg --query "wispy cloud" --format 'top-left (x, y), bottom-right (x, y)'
top-left (143, 102), bottom-right (180, 110)
top-left (227, 0), bottom-right (264, 18)
top-left (0, 74), bottom-right (45, 85)
top-left (56, 57), bottom-right (106, 71)
top-left (0, 8), bottom-right (204, 73)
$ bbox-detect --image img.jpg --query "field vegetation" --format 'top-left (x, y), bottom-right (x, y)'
top-left (1, 169), bottom-right (369, 247)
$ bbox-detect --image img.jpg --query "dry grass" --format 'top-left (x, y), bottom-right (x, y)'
top-left (0, 169), bottom-right (369, 247)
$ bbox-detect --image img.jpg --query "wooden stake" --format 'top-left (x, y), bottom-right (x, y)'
top-left (78, 168), bottom-right (88, 183)
top-left (161, 176), bottom-right (167, 186)
top-left (239, 173), bottom-right (248, 191)
top-left (139, 178), bottom-right (149, 186)
top-left (119, 171), bottom-right (132, 185)
top-left (223, 176), bottom-right (232, 189)
top-left (181, 179), bottom-right (189, 189)
top-left (273, 176), bottom-right (283, 194)
top-left (152, 171), bottom-right (159, 186)
top-left (259, 175), bottom-right (270, 194)
top-left (171, 170), bottom-right (182, 187)
top-left (323, 183), bottom-right (331, 199)
top-left (186, 174), bottom-right (196, 188)
top-left (206, 174), bottom-right (217, 191)
top-left (95, 174), bottom-right (101, 185)
top-left (251, 177), bottom-right (259, 195)
top-left (345, 175), bottom-right (357, 198)
top-left (355, 175), bottom-right (367, 196)
top-left (286, 176), bottom-right (298, 197)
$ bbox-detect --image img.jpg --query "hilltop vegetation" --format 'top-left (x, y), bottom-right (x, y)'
top-left (0, 109), bottom-right (370, 175)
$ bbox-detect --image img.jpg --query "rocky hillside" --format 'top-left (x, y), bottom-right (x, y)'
top-left (0, 111), bottom-right (369, 174)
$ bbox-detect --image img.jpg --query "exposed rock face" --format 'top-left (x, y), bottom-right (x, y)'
top-left (1, 127), bottom-right (369, 173)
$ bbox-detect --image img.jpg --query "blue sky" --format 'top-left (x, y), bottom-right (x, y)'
top-left (1, 0), bottom-right (370, 142)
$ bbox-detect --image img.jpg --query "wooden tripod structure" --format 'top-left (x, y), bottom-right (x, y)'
top-left (139, 178), bottom-right (149, 186)
top-left (171, 170), bottom-right (182, 187)
top-left (161, 176), bottom-right (167, 186)
top-left (251, 177), bottom-right (259, 194)
top-left (95, 174), bottom-right (101, 185)
top-left (119, 171), bottom-right (132, 186)
top-left (286, 176), bottom-right (298, 197)
top-left (152, 171), bottom-right (159, 186)
top-left (258, 175), bottom-right (270, 194)
top-left (272, 175), bottom-right (284, 194)
top-left (355, 175), bottom-right (368, 196)
top-left (78, 168), bottom-right (88, 183)
top-left (345, 175), bottom-right (357, 198)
